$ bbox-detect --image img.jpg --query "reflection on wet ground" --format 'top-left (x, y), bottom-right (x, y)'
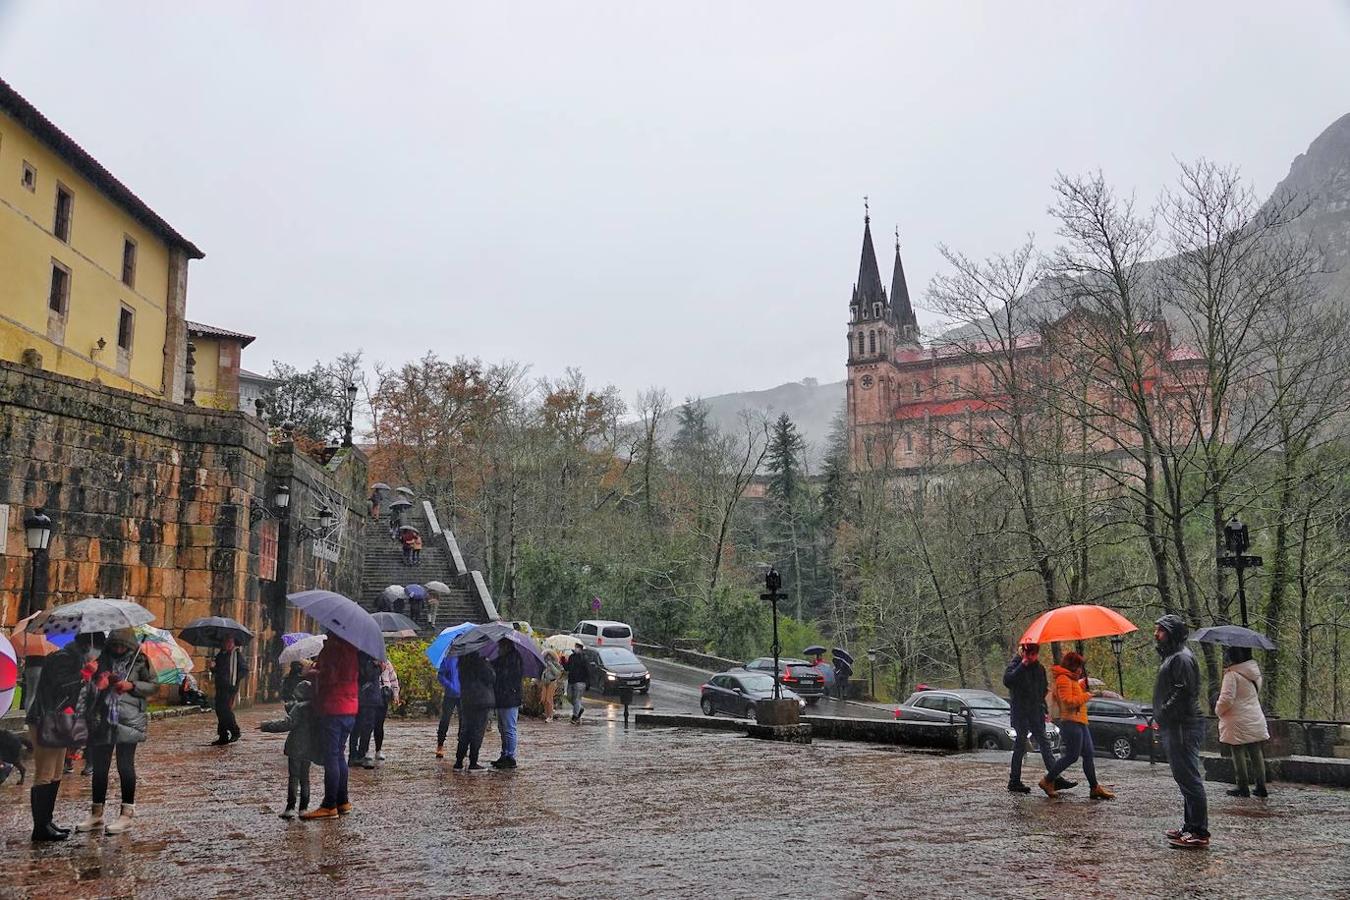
top-left (0, 706), bottom-right (1346, 898)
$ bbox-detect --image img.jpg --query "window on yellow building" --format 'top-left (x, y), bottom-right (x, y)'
top-left (54, 185), bottom-right (73, 242)
top-left (117, 306), bottom-right (135, 351)
top-left (122, 237), bottom-right (137, 288)
top-left (48, 262), bottom-right (70, 316)
top-left (21, 161), bottom-right (36, 192)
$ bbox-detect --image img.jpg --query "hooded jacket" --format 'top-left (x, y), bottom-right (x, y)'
top-left (459, 654), bottom-right (497, 711)
top-left (89, 642), bottom-right (157, 745)
top-left (314, 636), bottom-right (359, 717)
top-left (437, 653), bottom-right (461, 698)
top-left (1215, 659), bottom-right (1269, 745)
top-left (1002, 655), bottom-right (1048, 720)
top-left (1050, 665), bottom-right (1092, 725)
top-left (1152, 616), bottom-right (1201, 728)
top-left (492, 646), bottom-right (524, 709)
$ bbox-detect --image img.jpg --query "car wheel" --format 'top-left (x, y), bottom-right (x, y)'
top-left (701, 697), bottom-right (716, 717)
top-left (1112, 736), bottom-right (1135, 760)
top-left (639, 688), bottom-right (649, 695)
top-left (978, 734), bottom-right (1002, 751)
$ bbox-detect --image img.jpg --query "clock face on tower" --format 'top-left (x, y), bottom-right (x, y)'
top-left (860, 374), bottom-right (874, 390)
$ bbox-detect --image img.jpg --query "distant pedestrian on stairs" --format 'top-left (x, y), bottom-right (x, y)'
top-left (411, 532), bottom-right (423, 565)
top-left (400, 529), bottom-right (416, 566)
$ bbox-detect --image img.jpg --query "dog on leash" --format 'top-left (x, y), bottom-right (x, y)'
top-left (0, 729), bottom-right (33, 785)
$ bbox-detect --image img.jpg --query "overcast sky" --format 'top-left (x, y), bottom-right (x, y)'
top-left (3, 2), bottom-right (1348, 402)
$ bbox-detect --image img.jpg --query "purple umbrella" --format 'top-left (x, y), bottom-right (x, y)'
top-left (286, 590), bottom-right (386, 661)
top-left (405, 584), bottom-right (429, 601)
top-left (282, 632), bottom-right (316, 647)
top-left (446, 622), bottom-right (547, 677)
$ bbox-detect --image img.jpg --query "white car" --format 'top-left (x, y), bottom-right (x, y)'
top-left (572, 619), bottom-right (634, 650)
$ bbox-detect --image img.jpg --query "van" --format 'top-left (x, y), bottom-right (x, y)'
top-left (572, 619), bottom-right (634, 650)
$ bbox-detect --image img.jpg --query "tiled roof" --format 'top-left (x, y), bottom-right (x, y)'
top-left (0, 77), bottom-right (204, 259)
top-left (187, 320), bottom-right (255, 347)
top-left (238, 368), bottom-right (281, 384)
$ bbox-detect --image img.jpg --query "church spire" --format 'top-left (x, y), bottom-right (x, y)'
top-left (891, 229), bottom-right (919, 342)
top-left (852, 199), bottom-right (886, 313)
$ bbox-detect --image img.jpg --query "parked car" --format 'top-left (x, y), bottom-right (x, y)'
top-left (1087, 698), bottom-right (1162, 760)
top-left (701, 671), bottom-right (806, 720)
top-left (581, 647), bottom-right (651, 694)
top-left (894, 688), bottom-right (1063, 752)
top-left (572, 619), bottom-right (635, 650)
top-left (741, 657), bottom-right (826, 701)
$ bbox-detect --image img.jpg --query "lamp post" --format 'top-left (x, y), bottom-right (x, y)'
top-left (20, 508), bottom-right (53, 622)
top-left (342, 382), bottom-right (358, 447)
top-left (1219, 516), bottom-right (1261, 628)
top-left (760, 568), bottom-right (786, 700)
top-left (867, 648), bottom-right (878, 701)
top-left (1109, 633), bottom-right (1125, 696)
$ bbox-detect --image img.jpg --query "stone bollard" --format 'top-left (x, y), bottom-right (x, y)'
top-left (755, 698), bottom-right (801, 726)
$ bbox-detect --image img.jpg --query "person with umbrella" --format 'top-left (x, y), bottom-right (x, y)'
top-left (435, 645), bottom-right (461, 760)
top-left (211, 637), bottom-right (247, 746)
top-left (76, 628), bottom-right (156, 835)
top-left (491, 637), bottom-right (524, 769)
top-left (348, 652), bottom-right (385, 769)
top-left (1038, 651), bottom-right (1115, 801)
top-left (1003, 642), bottom-right (1060, 795)
top-left (454, 652), bottom-right (495, 770)
top-left (566, 641), bottom-right (588, 724)
top-left (25, 632), bottom-right (103, 841)
top-left (301, 632), bottom-right (360, 819)
top-left (1215, 644), bottom-right (1270, 798)
top-left (1153, 614), bottom-right (1209, 849)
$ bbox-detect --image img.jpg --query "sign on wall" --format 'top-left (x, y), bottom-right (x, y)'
top-left (0, 504), bottom-right (8, 555)
top-left (259, 519), bottom-right (278, 581)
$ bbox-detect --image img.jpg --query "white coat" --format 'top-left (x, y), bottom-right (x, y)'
top-left (1214, 659), bottom-right (1269, 746)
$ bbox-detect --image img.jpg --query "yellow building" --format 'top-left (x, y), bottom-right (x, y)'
top-left (187, 320), bottom-right (256, 412)
top-left (0, 77), bottom-right (203, 400)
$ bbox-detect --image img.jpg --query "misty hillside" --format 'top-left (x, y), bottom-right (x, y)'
top-left (674, 378), bottom-right (844, 468)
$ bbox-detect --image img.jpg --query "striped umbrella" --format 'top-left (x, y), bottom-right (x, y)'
top-left (134, 624), bottom-right (195, 685)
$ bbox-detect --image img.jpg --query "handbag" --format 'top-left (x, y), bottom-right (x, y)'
top-left (37, 681), bottom-right (92, 748)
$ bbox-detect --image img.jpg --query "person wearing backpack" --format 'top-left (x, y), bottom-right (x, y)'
top-left (1002, 642), bottom-right (1060, 794)
top-left (1039, 651), bottom-right (1115, 801)
top-left (1215, 645), bottom-right (1269, 798)
top-left (538, 651), bottom-right (563, 722)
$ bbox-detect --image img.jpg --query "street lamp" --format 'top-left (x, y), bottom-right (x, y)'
top-left (1218, 515), bottom-right (1261, 627)
top-left (21, 508), bottom-right (52, 621)
top-left (342, 382), bottom-right (358, 447)
top-left (760, 568), bottom-right (786, 700)
top-left (867, 648), bottom-right (879, 700)
top-left (249, 482), bottom-right (292, 526)
top-left (295, 505), bottom-right (337, 543)
top-left (1109, 634), bottom-right (1125, 696)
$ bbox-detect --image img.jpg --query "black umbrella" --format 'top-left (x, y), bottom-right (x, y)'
top-left (833, 658), bottom-right (854, 678)
top-left (180, 616), bottom-right (254, 648)
top-left (1190, 625), bottom-right (1276, 650)
top-left (802, 644), bottom-right (827, 657)
top-left (389, 498), bottom-right (413, 509)
top-left (832, 647), bottom-right (855, 666)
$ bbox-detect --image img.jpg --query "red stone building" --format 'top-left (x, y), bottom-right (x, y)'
top-left (843, 214), bottom-right (1204, 472)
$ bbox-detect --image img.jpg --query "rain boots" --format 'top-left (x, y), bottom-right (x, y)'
top-left (76, 803), bottom-right (106, 832)
top-left (30, 783), bottom-right (69, 842)
top-left (104, 804), bottom-right (135, 835)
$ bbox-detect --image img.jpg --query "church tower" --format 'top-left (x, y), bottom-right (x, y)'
top-left (845, 203), bottom-right (897, 468)
top-left (890, 230), bottom-right (920, 346)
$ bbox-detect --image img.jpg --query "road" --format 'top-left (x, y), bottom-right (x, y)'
top-left (578, 654), bottom-right (896, 721)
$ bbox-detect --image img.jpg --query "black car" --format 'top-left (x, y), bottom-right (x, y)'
top-left (700, 671), bottom-right (806, 720)
top-left (741, 657), bottom-right (825, 701)
top-left (1086, 698), bottom-right (1162, 760)
top-left (894, 688), bottom-right (1062, 752)
top-left (582, 647), bottom-right (651, 694)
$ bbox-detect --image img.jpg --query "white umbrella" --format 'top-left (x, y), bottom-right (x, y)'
top-left (542, 634), bottom-right (582, 655)
top-left (396, 486), bottom-right (416, 497)
top-left (370, 483), bottom-right (391, 491)
top-left (425, 581), bottom-right (451, 594)
top-left (381, 585), bottom-right (408, 601)
top-left (279, 633), bottom-right (327, 666)
top-left (32, 597), bottom-right (155, 636)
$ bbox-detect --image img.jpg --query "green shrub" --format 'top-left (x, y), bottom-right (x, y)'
top-left (387, 640), bottom-right (438, 716)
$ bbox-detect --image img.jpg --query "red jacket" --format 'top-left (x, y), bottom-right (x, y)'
top-left (314, 636), bottom-right (359, 717)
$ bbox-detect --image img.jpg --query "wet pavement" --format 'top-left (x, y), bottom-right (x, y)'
top-left (1, 706), bottom-right (1347, 899)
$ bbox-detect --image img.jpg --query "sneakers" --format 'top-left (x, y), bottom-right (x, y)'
top-left (376, 751), bottom-right (386, 761)
top-left (468, 763), bottom-right (484, 771)
top-left (1089, 785), bottom-right (1115, 801)
top-left (499, 757), bottom-right (517, 769)
top-left (1253, 786), bottom-right (1269, 798)
top-left (1007, 782), bottom-right (1032, 794)
top-left (337, 802), bottom-right (353, 816)
top-left (1168, 831), bottom-right (1211, 850)
top-left (1037, 776), bottom-right (1058, 798)
top-left (1226, 787), bottom-right (1251, 797)
top-left (452, 759), bottom-right (464, 770)
top-left (1053, 777), bottom-right (1077, 790)
top-left (1165, 828), bottom-right (1183, 840)
top-left (279, 807), bottom-right (297, 820)
top-left (299, 806), bottom-right (338, 821)
top-left (360, 758), bottom-right (376, 770)
top-left (490, 757), bottom-right (508, 768)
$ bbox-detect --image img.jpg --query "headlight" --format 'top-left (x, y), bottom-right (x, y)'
top-left (606, 674), bottom-right (616, 681)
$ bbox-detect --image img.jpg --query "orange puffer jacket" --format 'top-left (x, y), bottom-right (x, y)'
top-left (1051, 665), bottom-right (1091, 725)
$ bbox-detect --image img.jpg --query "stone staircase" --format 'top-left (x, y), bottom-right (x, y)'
top-left (360, 500), bottom-right (488, 632)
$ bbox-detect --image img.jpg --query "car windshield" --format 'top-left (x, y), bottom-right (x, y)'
top-left (598, 648), bottom-right (639, 665)
top-left (963, 694), bottom-right (1010, 717)
top-left (738, 674), bottom-right (776, 692)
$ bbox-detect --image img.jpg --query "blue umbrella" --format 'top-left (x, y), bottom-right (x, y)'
top-left (282, 632), bottom-right (316, 647)
top-left (447, 623), bottom-right (548, 677)
top-left (425, 622), bottom-right (478, 667)
top-left (287, 590), bottom-right (386, 661)
top-left (405, 584), bottom-right (429, 601)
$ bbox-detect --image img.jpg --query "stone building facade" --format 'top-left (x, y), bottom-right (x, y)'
top-left (0, 360), bottom-right (366, 700)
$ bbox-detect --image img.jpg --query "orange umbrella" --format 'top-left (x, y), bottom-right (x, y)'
top-left (10, 612), bottom-right (58, 659)
top-left (1019, 604), bottom-right (1137, 645)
